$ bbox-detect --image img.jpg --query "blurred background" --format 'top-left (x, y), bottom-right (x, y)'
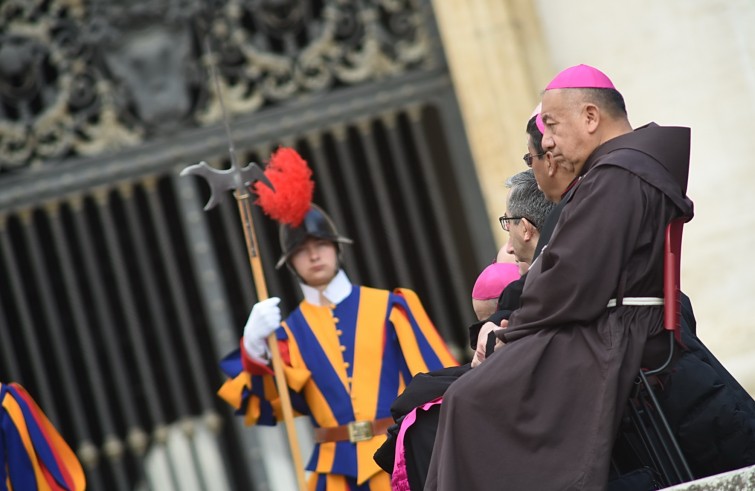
top-left (0, 0), bottom-right (752, 489)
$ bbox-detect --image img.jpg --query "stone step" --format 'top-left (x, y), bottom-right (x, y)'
top-left (661, 465), bottom-right (755, 490)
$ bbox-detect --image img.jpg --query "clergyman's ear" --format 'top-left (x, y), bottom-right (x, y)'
top-left (546, 157), bottom-right (557, 177)
top-left (584, 103), bottom-right (600, 133)
top-left (522, 219), bottom-right (535, 240)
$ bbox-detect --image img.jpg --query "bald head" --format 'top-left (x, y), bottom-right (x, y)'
top-left (538, 64), bottom-right (633, 172)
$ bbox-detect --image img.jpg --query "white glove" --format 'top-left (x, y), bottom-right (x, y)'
top-left (242, 297), bottom-right (282, 361)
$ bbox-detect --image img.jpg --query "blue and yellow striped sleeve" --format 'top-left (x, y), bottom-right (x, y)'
top-left (390, 288), bottom-right (458, 375)
top-left (217, 329), bottom-right (310, 426)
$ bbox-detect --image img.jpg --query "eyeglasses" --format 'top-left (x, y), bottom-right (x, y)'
top-left (523, 152), bottom-right (546, 167)
top-left (499, 214), bottom-right (536, 232)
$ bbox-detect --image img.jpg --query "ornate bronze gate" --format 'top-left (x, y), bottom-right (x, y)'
top-left (0, 0), bottom-right (495, 489)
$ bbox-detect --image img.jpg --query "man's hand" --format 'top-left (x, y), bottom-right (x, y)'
top-left (471, 320), bottom-right (506, 367)
top-left (242, 297), bottom-right (282, 360)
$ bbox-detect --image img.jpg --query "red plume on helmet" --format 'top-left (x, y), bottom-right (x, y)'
top-left (253, 147), bottom-right (314, 227)
top-left (251, 147), bottom-right (352, 270)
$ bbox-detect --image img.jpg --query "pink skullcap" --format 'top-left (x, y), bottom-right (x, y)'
top-left (545, 64), bottom-right (615, 91)
top-left (472, 262), bottom-right (521, 300)
top-left (530, 103), bottom-right (546, 134)
top-left (535, 114), bottom-right (545, 134)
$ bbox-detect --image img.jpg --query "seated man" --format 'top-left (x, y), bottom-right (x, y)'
top-left (523, 95), bottom-right (755, 485)
top-left (485, 104), bottom-right (755, 487)
top-left (472, 170), bottom-right (555, 366)
top-left (469, 169), bottom-right (556, 361)
top-left (374, 169), bottom-right (554, 490)
top-left (426, 64), bottom-right (695, 491)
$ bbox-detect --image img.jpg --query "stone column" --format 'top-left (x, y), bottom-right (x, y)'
top-left (431, 0), bottom-right (552, 246)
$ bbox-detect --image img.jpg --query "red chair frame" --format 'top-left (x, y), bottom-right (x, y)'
top-left (624, 217), bottom-right (695, 486)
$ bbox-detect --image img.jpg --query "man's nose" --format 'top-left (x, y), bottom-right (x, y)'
top-left (541, 134), bottom-right (555, 151)
top-left (505, 236), bottom-right (515, 255)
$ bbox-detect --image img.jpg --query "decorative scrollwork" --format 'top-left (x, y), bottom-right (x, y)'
top-left (0, 0), bottom-right (434, 172)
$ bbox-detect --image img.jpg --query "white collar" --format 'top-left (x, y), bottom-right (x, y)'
top-left (300, 269), bottom-right (353, 306)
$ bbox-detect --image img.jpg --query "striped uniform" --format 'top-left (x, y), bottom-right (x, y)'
top-left (219, 282), bottom-right (457, 490)
top-left (0, 382), bottom-right (86, 491)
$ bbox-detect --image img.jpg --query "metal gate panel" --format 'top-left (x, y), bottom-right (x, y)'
top-left (1, 1), bottom-right (496, 489)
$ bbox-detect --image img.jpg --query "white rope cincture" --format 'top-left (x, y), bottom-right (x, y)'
top-left (606, 297), bottom-right (664, 308)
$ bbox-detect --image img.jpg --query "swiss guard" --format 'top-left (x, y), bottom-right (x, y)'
top-left (217, 147), bottom-right (457, 490)
top-left (0, 382), bottom-right (86, 490)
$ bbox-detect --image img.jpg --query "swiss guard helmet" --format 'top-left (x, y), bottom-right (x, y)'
top-left (275, 204), bottom-right (353, 269)
top-left (251, 146), bottom-right (352, 270)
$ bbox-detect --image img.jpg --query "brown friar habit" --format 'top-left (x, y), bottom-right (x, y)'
top-left (425, 123), bottom-right (694, 491)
